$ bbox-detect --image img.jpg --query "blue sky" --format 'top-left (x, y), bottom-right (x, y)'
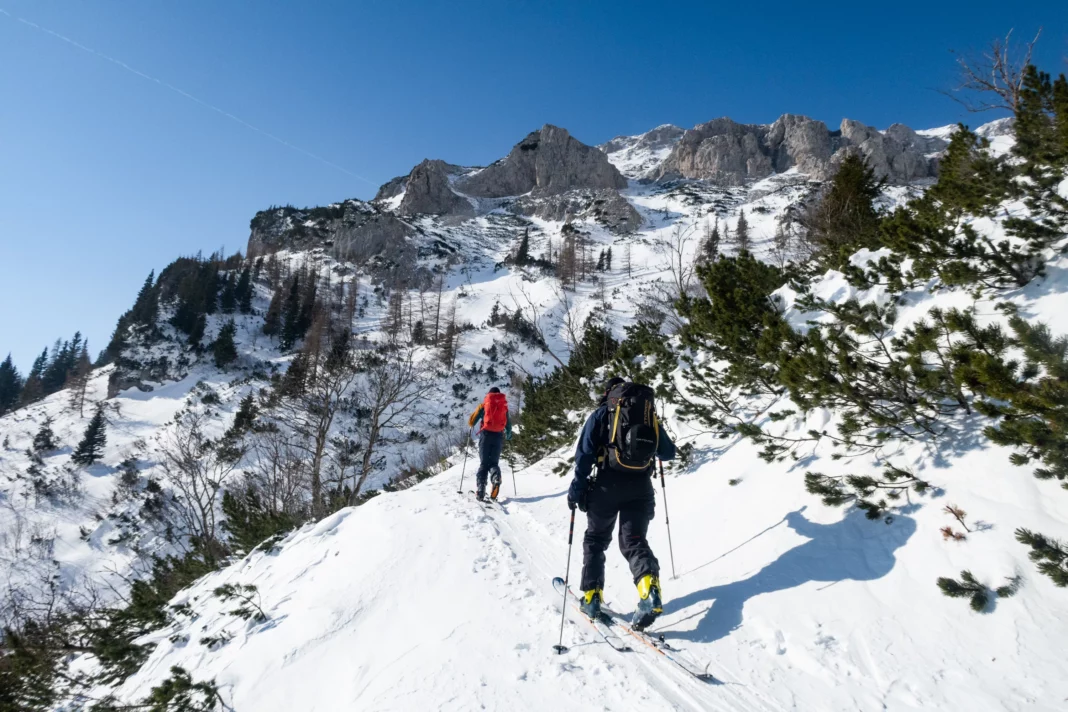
top-left (1, 0), bottom-right (1065, 372)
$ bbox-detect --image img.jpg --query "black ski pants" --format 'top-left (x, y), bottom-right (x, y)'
top-left (476, 430), bottom-right (504, 492)
top-left (580, 472), bottom-right (659, 592)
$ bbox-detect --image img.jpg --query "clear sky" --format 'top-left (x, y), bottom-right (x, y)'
top-left (1, 0), bottom-right (1065, 372)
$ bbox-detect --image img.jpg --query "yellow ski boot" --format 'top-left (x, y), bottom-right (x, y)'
top-left (632, 574), bottom-right (662, 631)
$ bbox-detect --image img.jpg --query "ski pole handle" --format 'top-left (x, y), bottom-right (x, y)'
top-left (566, 507), bottom-right (575, 545)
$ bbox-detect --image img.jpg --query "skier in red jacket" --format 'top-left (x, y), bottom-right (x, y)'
top-left (468, 387), bottom-right (513, 500)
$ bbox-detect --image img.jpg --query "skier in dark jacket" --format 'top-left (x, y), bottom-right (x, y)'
top-left (567, 376), bottom-right (675, 630)
top-left (468, 387), bottom-right (513, 501)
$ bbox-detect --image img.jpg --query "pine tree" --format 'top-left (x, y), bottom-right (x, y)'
top-left (384, 290), bottom-right (404, 345)
top-left (213, 321), bottom-right (238, 368)
top-left (596, 249), bottom-right (606, 272)
top-left (1016, 528), bottom-right (1068, 587)
top-left (515, 229), bottom-right (531, 266)
top-left (439, 302), bottom-right (460, 371)
top-left (185, 313), bottom-right (205, 350)
top-left (72, 407), bottom-right (107, 466)
top-left (296, 271), bottom-right (318, 337)
top-left (1053, 73), bottom-right (1068, 158)
top-left (1014, 65), bottom-right (1057, 170)
top-left (280, 276), bottom-right (303, 349)
top-left (702, 218), bottom-right (721, 263)
top-left (236, 264), bottom-right (253, 314)
top-left (234, 393), bottom-right (258, 433)
top-left (101, 314), bottom-right (131, 366)
top-left (263, 285), bottom-right (284, 337)
top-left (0, 354), bottom-right (23, 415)
top-left (605, 246), bottom-right (613, 272)
top-left (735, 210), bottom-right (750, 252)
top-left (33, 417), bottom-right (58, 452)
top-left (937, 570), bottom-right (1019, 612)
top-left (129, 271), bottom-right (159, 328)
top-left (411, 320), bottom-right (426, 344)
top-left (799, 154), bottom-right (883, 269)
top-left (219, 274), bottom-right (237, 314)
top-left (42, 333), bottom-right (82, 395)
top-left (19, 348), bottom-right (48, 405)
top-left (66, 342), bottom-right (92, 417)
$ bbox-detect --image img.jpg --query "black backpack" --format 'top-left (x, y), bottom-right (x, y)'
top-left (603, 382), bottom-right (659, 473)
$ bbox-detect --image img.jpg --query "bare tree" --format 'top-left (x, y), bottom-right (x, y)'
top-left (432, 273), bottom-right (446, 345)
top-left (159, 407), bottom-right (244, 559)
top-left (247, 426), bottom-right (310, 518)
top-left (509, 371), bottom-right (527, 413)
top-left (439, 300), bottom-right (461, 371)
top-left (552, 283), bottom-right (584, 356)
top-left (623, 242), bottom-right (633, 277)
top-left (275, 331), bottom-right (360, 518)
top-left (658, 221), bottom-right (699, 299)
top-left (510, 283), bottom-right (567, 368)
top-left (344, 273), bottom-right (360, 327)
top-left (942, 29), bottom-right (1042, 113)
top-left (770, 220), bottom-right (794, 271)
top-left (352, 349), bottom-right (434, 498)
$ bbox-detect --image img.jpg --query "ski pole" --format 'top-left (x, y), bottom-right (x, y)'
top-left (659, 459), bottom-right (677, 580)
top-left (457, 435), bottom-right (471, 495)
top-left (553, 508), bottom-right (576, 654)
top-left (506, 446), bottom-right (518, 496)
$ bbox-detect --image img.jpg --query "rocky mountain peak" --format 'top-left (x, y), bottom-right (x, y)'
top-left (397, 159), bottom-right (473, 217)
top-left (455, 124), bottom-right (627, 198)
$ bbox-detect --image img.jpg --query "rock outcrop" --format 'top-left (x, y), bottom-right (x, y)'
top-left (512, 189), bottom-right (642, 234)
top-left (457, 124), bottom-right (627, 198)
top-left (247, 201), bottom-right (416, 284)
top-left (397, 159), bottom-right (473, 216)
top-left (374, 174), bottom-right (408, 202)
top-left (654, 114), bottom-right (947, 185)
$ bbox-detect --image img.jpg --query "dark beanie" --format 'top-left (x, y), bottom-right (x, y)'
top-left (488, 386), bottom-right (501, 394)
top-left (604, 377), bottom-right (625, 392)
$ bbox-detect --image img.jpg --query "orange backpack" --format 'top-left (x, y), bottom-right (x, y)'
top-left (482, 392), bottom-right (508, 433)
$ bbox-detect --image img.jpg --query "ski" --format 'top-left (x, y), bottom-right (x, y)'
top-left (551, 577), bottom-right (631, 652)
top-left (467, 490), bottom-right (505, 510)
top-left (552, 577), bottom-right (718, 683)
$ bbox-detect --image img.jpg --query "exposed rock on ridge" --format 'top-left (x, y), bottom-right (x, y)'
top-left (654, 114), bottom-right (947, 185)
top-left (247, 201), bottom-right (419, 285)
top-left (397, 159), bottom-right (473, 217)
top-left (456, 124), bottom-right (628, 198)
top-left (512, 189), bottom-right (642, 234)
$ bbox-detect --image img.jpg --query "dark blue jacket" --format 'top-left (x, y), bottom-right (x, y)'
top-left (573, 404), bottom-right (676, 487)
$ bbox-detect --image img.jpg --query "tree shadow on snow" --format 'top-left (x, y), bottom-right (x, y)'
top-left (662, 507), bottom-right (915, 645)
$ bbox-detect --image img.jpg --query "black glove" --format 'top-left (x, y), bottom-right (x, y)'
top-left (567, 478), bottom-right (588, 512)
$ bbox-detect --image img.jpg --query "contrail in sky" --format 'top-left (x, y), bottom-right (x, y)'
top-left (0, 7), bottom-right (375, 186)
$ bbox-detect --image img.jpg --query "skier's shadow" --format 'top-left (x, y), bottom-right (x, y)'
top-left (663, 507), bottom-right (916, 644)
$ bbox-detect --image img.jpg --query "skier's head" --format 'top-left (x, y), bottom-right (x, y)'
top-left (488, 386), bottom-right (501, 394)
top-left (603, 377), bottom-right (625, 395)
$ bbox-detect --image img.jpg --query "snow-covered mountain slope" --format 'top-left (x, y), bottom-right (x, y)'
top-left (4, 114), bottom-right (1067, 711)
top-left (91, 304), bottom-right (1068, 711)
top-left (600, 124), bottom-right (686, 179)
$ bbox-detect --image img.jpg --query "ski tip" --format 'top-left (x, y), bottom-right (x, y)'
top-left (551, 576), bottom-right (565, 587)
